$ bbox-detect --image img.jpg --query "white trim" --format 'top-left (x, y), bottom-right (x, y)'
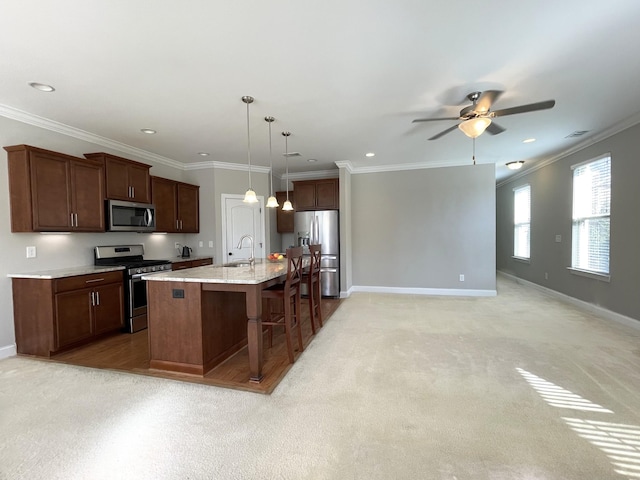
top-left (0, 343), bottom-right (17, 360)
top-left (286, 170), bottom-right (339, 181)
top-left (570, 152), bottom-right (611, 171)
top-left (512, 183), bottom-right (530, 192)
top-left (512, 256), bottom-right (531, 264)
top-left (496, 113), bottom-right (640, 188)
top-left (340, 287), bottom-right (353, 299)
top-left (351, 285), bottom-right (497, 297)
top-left (567, 267), bottom-right (611, 283)
top-left (335, 159), bottom-right (476, 175)
top-left (185, 161), bottom-right (270, 173)
top-left (498, 271), bottom-right (639, 330)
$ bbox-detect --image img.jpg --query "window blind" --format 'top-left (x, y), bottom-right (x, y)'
top-left (571, 156), bottom-right (611, 274)
top-left (514, 184), bottom-right (531, 259)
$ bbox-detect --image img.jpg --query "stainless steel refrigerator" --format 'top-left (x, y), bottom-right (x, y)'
top-left (294, 210), bottom-right (340, 297)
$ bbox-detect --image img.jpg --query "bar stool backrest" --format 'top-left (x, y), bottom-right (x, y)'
top-left (285, 246), bottom-right (303, 293)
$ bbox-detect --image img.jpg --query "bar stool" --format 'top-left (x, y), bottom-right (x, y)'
top-left (261, 246), bottom-right (304, 364)
top-left (302, 244), bottom-right (322, 334)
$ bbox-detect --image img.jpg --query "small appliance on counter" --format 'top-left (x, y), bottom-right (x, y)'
top-left (181, 245), bottom-right (192, 258)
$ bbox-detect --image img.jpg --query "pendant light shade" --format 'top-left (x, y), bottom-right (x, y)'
top-left (282, 131), bottom-right (293, 211)
top-left (458, 117), bottom-right (491, 138)
top-left (265, 116), bottom-right (279, 208)
top-left (242, 96), bottom-right (258, 203)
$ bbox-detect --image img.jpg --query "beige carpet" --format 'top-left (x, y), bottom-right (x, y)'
top-left (1, 276), bottom-right (640, 480)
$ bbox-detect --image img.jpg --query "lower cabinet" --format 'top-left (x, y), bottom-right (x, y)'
top-left (172, 257), bottom-right (213, 270)
top-left (12, 270), bottom-right (124, 356)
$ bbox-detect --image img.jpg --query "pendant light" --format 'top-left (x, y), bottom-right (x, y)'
top-left (281, 131), bottom-right (293, 211)
top-left (265, 116), bottom-right (279, 208)
top-left (242, 95), bottom-right (258, 203)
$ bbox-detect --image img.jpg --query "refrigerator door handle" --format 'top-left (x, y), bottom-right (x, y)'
top-left (314, 215), bottom-right (320, 245)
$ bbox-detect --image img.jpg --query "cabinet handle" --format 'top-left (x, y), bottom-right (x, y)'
top-left (74, 213), bottom-right (78, 227)
top-left (176, 219), bottom-right (179, 230)
top-left (70, 213), bottom-right (74, 227)
top-left (85, 278), bottom-right (105, 283)
top-left (132, 186), bottom-right (135, 198)
top-left (180, 220), bottom-right (183, 230)
top-left (95, 291), bottom-right (100, 306)
top-left (91, 291), bottom-right (95, 306)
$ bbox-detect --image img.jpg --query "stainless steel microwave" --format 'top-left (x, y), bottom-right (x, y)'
top-left (106, 199), bottom-right (156, 232)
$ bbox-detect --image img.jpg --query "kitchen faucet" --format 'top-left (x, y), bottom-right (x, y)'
top-left (237, 234), bottom-right (255, 266)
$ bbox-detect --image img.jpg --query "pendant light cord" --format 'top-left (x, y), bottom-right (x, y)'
top-left (285, 134), bottom-right (289, 202)
top-left (268, 120), bottom-right (274, 195)
top-left (246, 100), bottom-right (252, 189)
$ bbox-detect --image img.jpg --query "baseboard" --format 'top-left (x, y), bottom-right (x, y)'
top-left (498, 271), bottom-right (640, 330)
top-left (0, 343), bottom-right (17, 360)
top-left (340, 287), bottom-right (354, 299)
top-left (351, 285), bottom-right (497, 297)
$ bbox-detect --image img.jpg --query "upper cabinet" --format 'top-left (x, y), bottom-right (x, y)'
top-left (293, 178), bottom-right (339, 211)
top-left (84, 153), bottom-right (151, 203)
top-left (5, 145), bottom-right (105, 232)
top-left (151, 176), bottom-right (200, 233)
top-left (275, 191), bottom-right (295, 233)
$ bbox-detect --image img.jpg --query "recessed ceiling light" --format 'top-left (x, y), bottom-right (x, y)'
top-left (365, 152), bottom-right (375, 157)
top-left (307, 158), bottom-right (317, 163)
top-left (198, 152), bottom-right (210, 156)
top-left (28, 82), bottom-right (55, 92)
top-left (506, 161), bottom-right (525, 170)
top-left (140, 129), bottom-right (156, 135)
top-left (523, 138), bottom-right (536, 143)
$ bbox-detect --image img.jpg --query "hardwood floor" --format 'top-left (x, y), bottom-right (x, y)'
top-left (50, 298), bottom-right (342, 394)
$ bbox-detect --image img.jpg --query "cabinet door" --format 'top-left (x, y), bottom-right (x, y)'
top-left (104, 157), bottom-right (131, 200)
top-left (315, 179), bottom-right (339, 209)
top-left (93, 283), bottom-right (124, 334)
top-left (30, 151), bottom-right (72, 230)
top-left (275, 191), bottom-right (294, 233)
top-left (191, 258), bottom-right (213, 267)
top-left (70, 160), bottom-right (105, 231)
top-left (54, 289), bottom-right (93, 349)
top-left (151, 177), bottom-right (178, 232)
top-left (177, 183), bottom-right (199, 233)
top-left (293, 183), bottom-right (316, 210)
top-left (128, 164), bottom-right (151, 203)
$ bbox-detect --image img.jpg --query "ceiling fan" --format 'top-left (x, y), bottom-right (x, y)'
top-left (412, 91), bottom-right (555, 141)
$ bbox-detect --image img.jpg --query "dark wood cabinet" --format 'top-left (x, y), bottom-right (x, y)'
top-left (84, 152), bottom-right (151, 203)
top-left (151, 176), bottom-right (200, 233)
top-left (275, 191), bottom-right (295, 233)
top-left (292, 178), bottom-right (339, 211)
top-left (12, 270), bottom-right (124, 357)
top-left (173, 257), bottom-right (213, 270)
top-left (4, 145), bottom-right (105, 232)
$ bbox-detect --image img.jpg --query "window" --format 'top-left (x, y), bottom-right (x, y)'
top-left (513, 184), bottom-right (531, 259)
top-left (571, 155), bottom-right (611, 275)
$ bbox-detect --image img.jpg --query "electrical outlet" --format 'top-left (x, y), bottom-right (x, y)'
top-left (198, 241), bottom-right (203, 248)
top-left (174, 242), bottom-right (180, 249)
top-left (209, 241), bottom-right (214, 248)
top-left (459, 274), bottom-right (465, 282)
top-left (555, 234), bottom-right (562, 243)
top-left (26, 246), bottom-right (37, 258)
top-left (545, 272), bottom-right (549, 280)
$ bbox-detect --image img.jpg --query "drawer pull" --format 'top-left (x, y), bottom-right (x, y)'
top-left (85, 278), bottom-right (105, 283)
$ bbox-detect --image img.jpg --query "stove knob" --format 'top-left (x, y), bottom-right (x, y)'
top-left (151, 266), bottom-right (157, 272)
top-left (136, 268), bottom-right (142, 274)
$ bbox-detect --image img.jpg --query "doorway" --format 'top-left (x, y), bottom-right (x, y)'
top-left (221, 194), bottom-right (266, 263)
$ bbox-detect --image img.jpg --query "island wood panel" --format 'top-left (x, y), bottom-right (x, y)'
top-left (147, 281), bottom-right (205, 374)
top-left (11, 278), bottom-right (56, 357)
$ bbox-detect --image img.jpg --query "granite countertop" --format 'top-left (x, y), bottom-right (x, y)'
top-left (142, 259), bottom-right (291, 285)
top-left (7, 265), bottom-right (125, 280)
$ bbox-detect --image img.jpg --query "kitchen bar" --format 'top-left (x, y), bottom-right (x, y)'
top-left (142, 259), bottom-right (302, 382)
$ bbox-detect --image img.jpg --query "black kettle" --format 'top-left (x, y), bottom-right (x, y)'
top-left (181, 245), bottom-right (192, 258)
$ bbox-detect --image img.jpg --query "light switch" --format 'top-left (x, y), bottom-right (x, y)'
top-left (198, 241), bottom-right (204, 248)
top-left (555, 234), bottom-right (562, 243)
top-left (209, 241), bottom-right (214, 248)
top-left (26, 246), bottom-right (37, 258)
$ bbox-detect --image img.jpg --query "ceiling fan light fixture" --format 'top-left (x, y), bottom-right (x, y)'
top-left (458, 117), bottom-right (491, 138)
top-left (506, 161), bottom-right (525, 170)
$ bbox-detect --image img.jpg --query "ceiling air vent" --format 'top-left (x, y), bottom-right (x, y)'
top-left (565, 130), bottom-right (590, 138)
top-left (283, 152), bottom-right (302, 157)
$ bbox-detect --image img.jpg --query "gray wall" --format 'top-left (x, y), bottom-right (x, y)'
top-left (351, 164), bottom-right (496, 291)
top-left (496, 122), bottom-right (640, 321)
top-left (0, 116), bottom-right (273, 355)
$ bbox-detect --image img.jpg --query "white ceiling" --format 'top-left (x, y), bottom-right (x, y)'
top-left (2, 1), bottom-right (640, 182)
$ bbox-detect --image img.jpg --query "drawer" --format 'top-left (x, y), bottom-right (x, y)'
top-left (54, 270), bottom-right (123, 293)
top-left (191, 258), bottom-right (213, 267)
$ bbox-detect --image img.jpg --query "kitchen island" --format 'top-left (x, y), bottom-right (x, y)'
top-left (142, 260), bottom-right (294, 382)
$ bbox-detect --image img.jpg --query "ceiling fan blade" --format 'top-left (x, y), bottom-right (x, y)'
top-left (428, 124), bottom-right (459, 140)
top-left (486, 122), bottom-right (506, 135)
top-left (475, 90), bottom-right (503, 114)
top-left (412, 117), bottom-right (459, 123)
top-left (491, 99), bottom-right (556, 117)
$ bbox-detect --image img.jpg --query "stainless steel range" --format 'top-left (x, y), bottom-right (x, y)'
top-left (94, 244), bottom-right (172, 333)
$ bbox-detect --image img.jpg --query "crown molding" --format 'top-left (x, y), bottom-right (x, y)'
top-left (0, 103), bottom-right (185, 170)
top-left (184, 160), bottom-right (270, 173)
top-left (338, 159), bottom-right (474, 175)
top-left (496, 111), bottom-right (640, 188)
top-left (285, 169), bottom-right (338, 181)
top-left (335, 161), bottom-right (354, 173)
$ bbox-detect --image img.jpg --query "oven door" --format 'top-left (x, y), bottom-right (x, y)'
top-left (128, 274), bottom-right (149, 333)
